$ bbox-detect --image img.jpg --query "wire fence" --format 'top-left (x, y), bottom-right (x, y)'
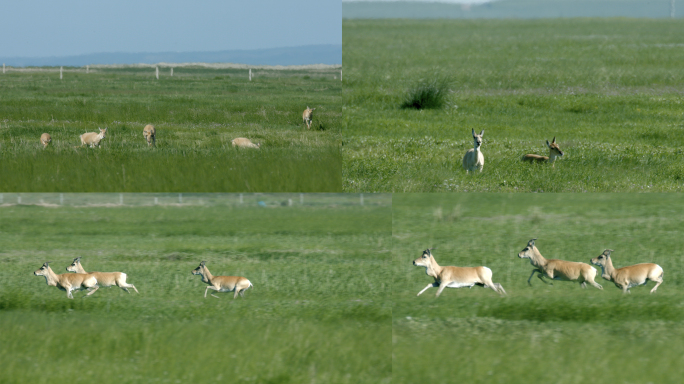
top-left (0, 193), bottom-right (390, 208)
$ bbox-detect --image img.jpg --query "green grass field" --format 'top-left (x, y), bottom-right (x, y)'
top-left (392, 193), bottom-right (684, 383)
top-left (0, 194), bottom-right (391, 383)
top-left (0, 66), bottom-right (341, 192)
top-left (343, 19), bottom-right (684, 192)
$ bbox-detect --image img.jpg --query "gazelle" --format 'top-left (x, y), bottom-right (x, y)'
top-left (590, 249), bottom-right (663, 294)
top-left (80, 127), bottom-right (107, 147)
top-left (412, 249), bottom-right (506, 297)
top-left (522, 137), bottom-right (564, 167)
top-left (143, 124), bottom-right (156, 146)
top-left (40, 133), bottom-right (52, 148)
top-left (33, 262), bottom-right (99, 299)
top-left (66, 257), bottom-right (138, 294)
top-left (303, 106), bottom-right (316, 129)
top-left (191, 261), bottom-right (253, 299)
top-left (518, 239), bottom-right (602, 290)
top-left (462, 129), bottom-right (485, 173)
top-left (231, 137), bottom-right (261, 149)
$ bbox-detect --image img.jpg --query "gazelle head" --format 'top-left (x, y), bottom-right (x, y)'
top-left (590, 249), bottom-right (613, 268)
top-left (192, 261), bottom-right (207, 276)
top-left (472, 129), bottom-right (484, 149)
top-left (546, 137), bottom-right (563, 157)
top-left (517, 238), bottom-right (538, 259)
top-left (412, 248), bottom-right (434, 267)
top-left (66, 257), bottom-right (82, 273)
top-left (98, 127), bottom-right (107, 138)
top-left (34, 262), bottom-right (52, 277)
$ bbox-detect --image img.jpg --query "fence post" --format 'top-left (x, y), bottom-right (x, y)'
top-left (171, 68), bottom-right (173, 77)
top-left (154, 197), bottom-right (158, 205)
top-left (60, 66), bottom-right (63, 80)
top-left (179, 193), bottom-right (183, 204)
top-left (86, 65), bottom-right (89, 74)
top-left (2, 63), bottom-right (5, 74)
top-left (60, 193), bottom-right (64, 205)
top-left (360, 193), bottom-right (364, 206)
top-left (156, 66), bottom-right (159, 80)
top-left (341, 70), bottom-right (342, 81)
top-left (288, 199), bottom-right (293, 207)
top-left (0, 193), bottom-right (3, 204)
top-left (249, 69), bottom-right (252, 81)
top-left (119, 193), bottom-right (123, 205)
top-left (300, 193), bottom-right (304, 205)
top-left (18, 196), bottom-right (22, 204)
top-left (239, 193), bottom-right (243, 204)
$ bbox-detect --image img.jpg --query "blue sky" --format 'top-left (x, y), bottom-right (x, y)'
top-left (0, 0), bottom-right (341, 58)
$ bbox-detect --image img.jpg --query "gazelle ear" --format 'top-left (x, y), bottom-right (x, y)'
top-left (546, 140), bottom-right (551, 148)
top-left (528, 238), bottom-right (537, 247)
top-left (200, 261), bottom-right (206, 266)
top-left (471, 128), bottom-right (475, 137)
top-left (552, 136), bottom-right (556, 144)
top-left (479, 129), bottom-right (484, 136)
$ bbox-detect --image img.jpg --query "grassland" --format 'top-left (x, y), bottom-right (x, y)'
top-left (392, 193), bottom-right (684, 383)
top-left (0, 194), bottom-right (391, 383)
top-left (0, 66), bottom-right (342, 192)
top-left (343, 19), bottom-right (684, 192)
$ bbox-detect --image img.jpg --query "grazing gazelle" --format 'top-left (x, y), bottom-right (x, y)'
top-left (462, 129), bottom-right (485, 173)
top-left (191, 261), bottom-right (253, 299)
top-left (302, 106), bottom-right (316, 129)
top-left (66, 257), bottom-right (139, 294)
top-left (522, 137), bottom-right (564, 167)
top-left (40, 133), bottom-right (52, 149)
top-left (590, 249), bottom-right (663, 294)
top-left (231, 137), bottom-right (261, 149)
top-left (518, 238), bottom-right (603, 290)
top-left (143, 124), bottom-right (156, 147)
top-left (80, 127), bottom-right (107, 147)
top-left (34, 262), bottom-right (99, 299)
top-left (412, 249), bottom-right (506, 297)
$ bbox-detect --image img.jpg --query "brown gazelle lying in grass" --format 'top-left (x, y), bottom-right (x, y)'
top-left (191, 261), bottom-right (253, 299)
top-left (143, 124), bottom-right (156, 146)
top-left (232, 137), bottom-right (261, 149)
top-left (412, 249), bottom-right (506, 297)
top-left (80, 127), bottom-right (107, 147)
top-left (34, 262), bottom-right (99, 299)
top-left (522, 137), bottom-right (564, 167)
top-left (462, 129), bottom-right (485, 173)
top-left (66, 257), bottom-right (139, 294)
top-left (302, 106), bottom-right (316, 129)
top-left (518, 238), bottom-right (602, 290)
top-left (590, 249), bottom-right (663, 294)
top-left (40, 133), bottom-right (52, 149)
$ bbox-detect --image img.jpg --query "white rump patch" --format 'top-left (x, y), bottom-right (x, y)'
top-left (447, 281), bottom-right (476, 288)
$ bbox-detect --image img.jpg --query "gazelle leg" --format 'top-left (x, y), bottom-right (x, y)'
top-left (527, 270), bottom-right (538, 286)
top-left (417, 283), bottom-right (438, 296)
top-left (435, 284), bottom-right (448, 298)
top-left (85, 286), bottom-right (99, 297)
top-left (650, 280), bottom-right (662, 294)
top-left (588, 280), bottom-right (603, 290)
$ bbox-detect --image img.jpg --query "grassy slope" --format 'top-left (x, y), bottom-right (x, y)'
top-left (0, 197), bottom-right (391, 383)
top-left (392, 193), bottom-right (684, 383)
top-left (343, 19), bottom-right (684, 192)
top-left (0, 67), bottom-right (342, 192)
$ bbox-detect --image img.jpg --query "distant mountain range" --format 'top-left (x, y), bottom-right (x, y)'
top-left (0, 44), bottom-right (341, 67)
top-left (343, 0), bottom-right (679, 19)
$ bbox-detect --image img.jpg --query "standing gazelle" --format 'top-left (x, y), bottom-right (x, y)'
top-left (303, 106), bottom-right (316, 130)
top-left (34, 262), bottom-right (99, 299)
top-left (143, 124), bottom-right (156, 147)
top-left (412, 249), bottom-right (506, 297)
top-left (590, 249), bottom-right (663, 294)
top-left (462, 129), bottom-right (485, 173)
top-left (80, 127), bottom-right (107, 147)
top-left (522, 137), bottom-right (564, 167)
top-left (66, 257), bottom-right (138, 294)
top-left (191, 261), bottom-right (253, 299)
top-left (518, 239), bottom-right (603, 290)
top-left (40, 133), bottom-right (52, 149)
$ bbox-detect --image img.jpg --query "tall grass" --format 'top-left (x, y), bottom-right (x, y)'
top-left (392, 193), bottom-right (684, 383)
top-left (0, 67), bottom-right (342, 191)
top-left (400, 76), bottom-right (452, 110)
top-left (0, 197), bottom-right (391, 383)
